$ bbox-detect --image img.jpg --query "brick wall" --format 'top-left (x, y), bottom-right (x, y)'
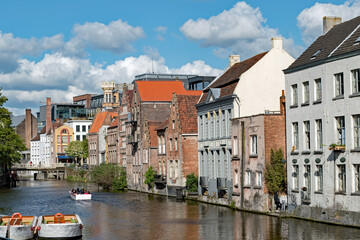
top-left (181, 136), bottom-right (198, 177)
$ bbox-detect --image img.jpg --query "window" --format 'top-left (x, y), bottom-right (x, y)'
top-left (315, 165), bottom-right (323, 192)
top-left (175, 138), bottom-right (178, 151)
top-left (316, 120), bottom-right (323, 150)
top-left (314, 79), bottom-right (322, 101)
top-left (233, 136), bottom-right (238, 156)
top-left (169, 138), bottom-right (172, 152)
top-left (172, 120), bottom-right (175, 129)
top-left (351, 69), bottom-right (360, 94)
top-left (354, 115), bottom-right (360, 148)
top-left (205, 114), bottom-right (208, 139)
top-left (222, 110), bottom-right (226, 137)
top-left (76, 125), bottom-right (80, 132)
top-left (162, 136), bottom-right (165, 153)
top-left (256, 171), bottom-right (262, 186)
top-left (304, 121), bottom-right (310, 150)
top-left (210, 112), bottom-right (214, 138)
top-left (76, 135), bottom-right (80, 141)
top-left (245, 170), bottom-right (251, 186)
top-left (82, 125), bottom-right (86, 132)
top-left (304, 165), bottom-right (311, 191)
top-left (337, 164), bottom-right (346, 192)
top-left (82, 135), bottom-right (86, 140)
top-left (251, 135), bottom-right (257, 155)
top-left (303, 81), bottom-right (309, 103)
top-left (199, 116), bottom-right (203, 140)
top-left (291, 84), bottom-right (298, 106)
top-left (354, 164), bottom-right (360, 192)
top-left (216, 111), bottom-right (220, 138)
top-left (334, 73), bottom-right (344, 97)
top-left (336, 116), bottom-right (345, 145)
top-left (293, 165), bottom-right (299, 190)
top-left (227, 109), bottom-right (232, 137)
top-left (292, 122), bottom-right (299, 151)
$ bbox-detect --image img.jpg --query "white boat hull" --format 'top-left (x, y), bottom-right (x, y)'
top-left (69, 191), bottom-right (91, 200)
top-left (9, 224), bottom-right (35, 240)
top-left (0, 225), bottom-right (7, 238)
top-left (37, 214), bottom-right (83, 239)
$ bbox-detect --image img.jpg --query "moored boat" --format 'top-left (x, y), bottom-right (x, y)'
top-left (69, 190), bottom-right (92, 200)
top-left (0, 213), bottom-right (37, 240)
top-left (37, 213), bottom-right (83, 239)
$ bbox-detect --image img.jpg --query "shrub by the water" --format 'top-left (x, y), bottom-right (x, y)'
top-left (186, 173), bottom-right (198, 192)
top-left (91, 163), bottom-right (127, 190)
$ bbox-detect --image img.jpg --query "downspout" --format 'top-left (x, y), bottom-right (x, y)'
top-left (240, 121), bottom-right (245, 209)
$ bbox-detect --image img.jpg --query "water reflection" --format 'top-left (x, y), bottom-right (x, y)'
top-left (0, 180), bottom-right (360, 239)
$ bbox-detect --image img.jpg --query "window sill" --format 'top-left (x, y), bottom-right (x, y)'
top-left (332, 95), bottom-right (344, 101)
top-left (290, 104), bottom-right (298, 109)
top-left (313, 100), bottom-right (322, 105)
top-left (351, 192), bottom-right (360, 196)
top-left (243, 185), bottom-right (251, 189)
top-left (313, 150), bottom-right (323, 154)
top-left (290, 151), bottom-right (299, 155)
top-left (254, 186), bottom-right (262, 189)
top-left (291, 190), bottom-right (299, 193)
top-left (314, 191), bottom-right (323, 194)
top-left (350, 148), bottom-right (360, 152)
top-left (234, 184), bottom-right (239, 188)
top-left (349, 92), bottom-right (360, 98)
top-left (301, 151), bottom-right (311, 155)
top-left (335, 191), bottom-right (346, 195)
top-left (232, 156), bottom-right (240, 161)
top-left (249, 154), bottom-right (258, 158)
top-left (157, 153), bottom-right (166, 156)
top-left (301, 102), bottom-right (310, 107)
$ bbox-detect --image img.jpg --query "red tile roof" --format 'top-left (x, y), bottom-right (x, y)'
top-left (108, 117), bottom-right (119, 129)
top-left (199, 52), bottom-right (268, 103)
top-left (136, 81), bottom-right (188, 102)
top-left (177, 94), bottom-right (201, 134)
top-left (88, 111), bottom-right (118, 134)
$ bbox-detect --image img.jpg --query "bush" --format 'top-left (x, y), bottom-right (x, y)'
top-left (265, 148), bottom-right (286, 194)
top-left (186, 173), bottom-right (198, 192)
top-left (144, 166), bottom-right (156, 189)
top-left (91, 164), bottom-right (127, 190)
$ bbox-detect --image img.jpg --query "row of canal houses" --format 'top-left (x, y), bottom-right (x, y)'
top-left (87, 16), bottom-right (360, 215)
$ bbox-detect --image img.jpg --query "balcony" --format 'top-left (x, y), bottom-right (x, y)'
top-left (127, 134), bottom-right (139, 144)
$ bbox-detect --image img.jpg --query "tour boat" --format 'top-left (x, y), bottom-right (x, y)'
top-left (0, 213), bottom-right (37, 240)
top-left (69, 191), bottom-right (92, 200)
top-left (37, 213), bottom-right (83, 239)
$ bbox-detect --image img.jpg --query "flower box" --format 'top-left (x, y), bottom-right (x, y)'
top-left (328, 145), bottom-right (345, 151)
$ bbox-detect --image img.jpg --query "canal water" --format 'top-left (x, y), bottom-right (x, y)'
top-left (1, 180), bottom-right (360, 240)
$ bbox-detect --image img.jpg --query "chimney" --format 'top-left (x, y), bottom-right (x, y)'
top-left (280, 90), bottom-right (285, 115)
top-left (229, 55), bottom-right (240, 67)
top-left (271, 37), bottom-right (282, 49)
top-left (25, 109), bottom-right (32, 149)
top-left (323, 16), bottom-right (342, 34)
top-left (46, 98), bottom-right (51, 133)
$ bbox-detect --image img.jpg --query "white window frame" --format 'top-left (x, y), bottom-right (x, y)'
top-left (250, 135), bottom-right (257, 155)
top-left (334, 73), bottom-right (344, 97)
top-left (291, 84), bottom-right (298, 106)
top-left (303, 81), bottom-right (309, 103)
top-left (314, 78), bottom-right (322, 101)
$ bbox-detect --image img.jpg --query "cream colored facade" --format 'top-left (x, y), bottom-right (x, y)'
top-left (53, 125), bottom-right (74, 163)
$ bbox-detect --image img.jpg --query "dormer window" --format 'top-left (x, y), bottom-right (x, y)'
top-left (311, 49), bottom-right (322, 60)
top-left (354, 36), bottom-right (360, 45)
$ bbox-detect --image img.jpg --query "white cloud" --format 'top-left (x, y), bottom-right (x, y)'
top-left (297, 0), bottom-right (360, 45)
top-left (180, 1), bottom-right (301, 59)
top-left (155, 26), bottom-right (167, 33)
top-left (65, 19), bottom-right (145, 55)
top-left (1, 53), bottom-right (222, 114)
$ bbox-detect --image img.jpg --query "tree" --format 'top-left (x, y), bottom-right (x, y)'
top-left (265, 148), bottom-right (287, 194)
top-left (66, 140), bottom-right (88, 164)
top-left (0, 89), bottom-right (26, 168)
top-left (91, 163), bottom-right (126, 190)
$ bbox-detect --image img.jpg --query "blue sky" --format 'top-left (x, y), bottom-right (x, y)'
top-left (0, 0), bottom-right (358, 115)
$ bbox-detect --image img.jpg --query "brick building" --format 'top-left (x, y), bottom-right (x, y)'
top-left (12, 109), bottom-right (37, 150)
top-left (107, 117), bottom-right (119, 164)
top-left (127, 80), bottom-right (197, 191)
top-left (155, 92), bottom-right (202, 196)
top-left (231, 93), bottom-right (286, 212)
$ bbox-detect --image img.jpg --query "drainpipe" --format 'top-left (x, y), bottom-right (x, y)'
top-left (240, 121), bottom-right (245, 208)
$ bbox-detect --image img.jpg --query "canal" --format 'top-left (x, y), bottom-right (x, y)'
top-left (1, 180), bottom-right (360, 240)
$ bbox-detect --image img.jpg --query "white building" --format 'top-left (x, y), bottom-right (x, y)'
top-left (65, 119), bottom-right (92, 141)
top-left (30, 127), bottom-right (52, 167)
top-left (196, 38), bottom-right (294, 199)
top-left (284, 16), bottom-right (360, 211)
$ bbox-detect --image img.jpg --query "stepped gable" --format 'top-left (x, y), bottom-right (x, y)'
top-left (199, 52), bottom-right (268, 103)
top-left (287, 16), bottom-right (360, 71)
top-left (177, 94), bottom-right (201, 134)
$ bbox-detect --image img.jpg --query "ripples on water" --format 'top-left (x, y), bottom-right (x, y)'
top-left (1, 180), bottom-right (360, 240)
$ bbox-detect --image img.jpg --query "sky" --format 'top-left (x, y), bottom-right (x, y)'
top-left (0, 0), bottom-right (359, 115)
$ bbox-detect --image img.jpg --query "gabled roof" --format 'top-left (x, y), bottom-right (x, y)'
top-left (136, 81), bottom-right (188, 102)
top-left (177, 94), bottom-right (201, 134)
top-left (199, 52), bottom-right (268, 103)
top-left (155, 119), bottom-right (169, 131)
top-left (31, 134), bottom-right (40, 141)
top-left (46, 122), bottom-right (63, 135)
top-left (88, 112), bottom-right (108, 134)
top-left (286, 16), bottom-right (360, 72)
top-left (108, 117), bottom-right (119, 129)
top-left (11, 115), bottom-right (25, 127)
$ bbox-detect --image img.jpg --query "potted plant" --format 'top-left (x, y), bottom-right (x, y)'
top-left (328, 143), bottom-right (345, 151)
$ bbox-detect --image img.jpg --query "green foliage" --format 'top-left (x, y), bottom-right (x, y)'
top-left (112, 167), bottom-right (127, 191)
top-left (0, 89), bottom-right (26, 167)
top-left (265, 148), bottom-right (287, 194)
top-left (66, 168), bottom-right (87, 182)
top-left (91, 163), bottom-right (127, 190)
top-left (186, 173), bottom-right (198, 192)
top-left (144, 166), bottom-right (155, 188)
top-left (66, 140), bottom-right (88, 163)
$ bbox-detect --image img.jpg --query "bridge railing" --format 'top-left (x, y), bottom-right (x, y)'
top-left (12, 163), bottom-right (66, 169)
